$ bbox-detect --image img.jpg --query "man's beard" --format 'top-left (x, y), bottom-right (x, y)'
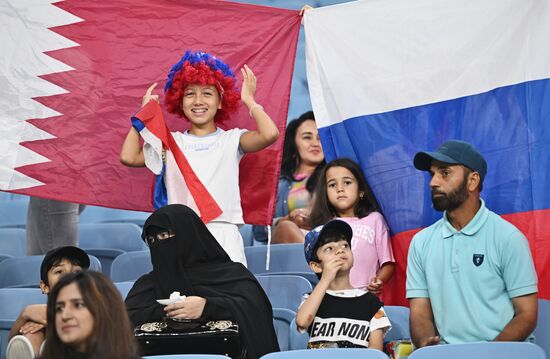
top-left (431, 176), bottom-right (468, 212)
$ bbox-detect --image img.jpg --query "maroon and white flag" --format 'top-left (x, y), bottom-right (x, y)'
top-left (0, 0), bottom-right (301, 225)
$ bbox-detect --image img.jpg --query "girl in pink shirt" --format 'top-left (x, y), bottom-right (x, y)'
top-left (310, 158), bottom-right (395, 296)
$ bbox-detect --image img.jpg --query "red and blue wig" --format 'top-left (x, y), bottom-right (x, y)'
top-left (164, 51), bottom-right (240, 124)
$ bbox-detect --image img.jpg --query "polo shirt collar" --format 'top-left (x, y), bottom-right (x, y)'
top-left (442, 199), bottom-right (488, 238)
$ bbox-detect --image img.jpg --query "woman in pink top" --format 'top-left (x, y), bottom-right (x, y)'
top-left (310, 158), bottom-right (395, 296)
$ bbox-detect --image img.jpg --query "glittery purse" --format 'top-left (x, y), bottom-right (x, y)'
top-left (134, 318), bottom-right (245, 358)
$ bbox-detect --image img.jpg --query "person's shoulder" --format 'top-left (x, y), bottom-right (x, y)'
top-left (484, 207), bottom-right (527, 242)
top-left (415, 217), bottom-right (445, 237)
top-left (363, 211), bottom-right (387, 224)
top-left (223, 128), bottom-right (247, 136)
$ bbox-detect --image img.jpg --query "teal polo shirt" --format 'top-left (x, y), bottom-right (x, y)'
top-left (406, 199), bottom-right (538, 343)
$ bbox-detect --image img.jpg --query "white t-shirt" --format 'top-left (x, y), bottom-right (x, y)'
top-left (144, 128), bottom-right (247, 224)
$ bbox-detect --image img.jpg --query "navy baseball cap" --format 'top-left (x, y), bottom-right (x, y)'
top-left (304, 220), bottom-right (353, 263)
top-left (40, 246), bottom-right (90, 283)
top-left (413, 140), bottom-right (487, 181)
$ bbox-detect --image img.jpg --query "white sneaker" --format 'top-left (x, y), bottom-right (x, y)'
top-left (6, 335), bottom-right (35, 359)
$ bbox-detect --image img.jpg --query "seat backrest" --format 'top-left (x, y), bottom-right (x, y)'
top-left (114, 281), bottom-right (135, 300)
top-left (256, 275), bottom-right (312, 311)
top-left (0, 200), bottom-right (28, 228)
top-left (110, 250), bottom-right (152, 282)
top-left (79, 222), bottom-right (145, 252)
top-left (245, 244), bottom-right (310, 274)
top-left (79, 206), bottom-right (150, 227)
top-left (0, 288), bottom-right (46, 359)
top-left (384, 305), bottom-right (410, 342)
top-left (289, 318), bottom-right (308, 350)
top-left (239, 224), bottom-right (254, 247)
top-left (142, 355), bottom-right (230, 358)
top-left (0, 228), bottom-right (26, 257)
top-left (535, 299), bottom-right (550, 358)
top-left (272, 308), bottom-right (295, 351)
top-left (0, 254), bottom-right (101, 288)
top-left (260, 348), bottom-right (389, 358)
top-left (409, 342), bottom-right (546, 359)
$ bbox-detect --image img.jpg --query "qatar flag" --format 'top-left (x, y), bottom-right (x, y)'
top-left (0, 0), bottom-right (302, 225)
top-left (304, 0), bottom-right (550, 304)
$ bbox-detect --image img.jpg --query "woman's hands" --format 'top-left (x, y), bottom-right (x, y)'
top-left (164, 296), bottom-right (206, 319)
top-left (287, 208), bottom-right (311, 229)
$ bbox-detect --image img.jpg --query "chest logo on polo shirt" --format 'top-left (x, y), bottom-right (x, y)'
top-left (473, 254), bottom-right (484, 267)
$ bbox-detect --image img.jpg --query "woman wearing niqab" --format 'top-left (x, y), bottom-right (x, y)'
top-left (125, 204), bottom-right (279, 358)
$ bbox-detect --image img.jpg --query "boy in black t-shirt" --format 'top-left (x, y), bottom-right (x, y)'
top-left (296, 220), bottom-right (391, 350)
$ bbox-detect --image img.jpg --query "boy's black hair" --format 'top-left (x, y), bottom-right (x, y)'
top-left (40, 246), bottom-right (90, 286)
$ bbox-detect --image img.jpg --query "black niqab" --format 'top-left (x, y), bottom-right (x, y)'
top-left (125, 204), bottom-right (279, 359)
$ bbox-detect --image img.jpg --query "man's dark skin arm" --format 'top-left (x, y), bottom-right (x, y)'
top-left (494, 293), bottom-right (537, 341)
top-left (409, 297), bottom-right (440, 348)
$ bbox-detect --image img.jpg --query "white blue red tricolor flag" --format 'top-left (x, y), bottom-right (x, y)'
top-left (305, 0), bottom-right (550, 304)
top-left (0, 0), bottom-right (301, 225)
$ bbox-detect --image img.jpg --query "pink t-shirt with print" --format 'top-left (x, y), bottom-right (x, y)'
top-left (339, 213), bottom-right (395, 290)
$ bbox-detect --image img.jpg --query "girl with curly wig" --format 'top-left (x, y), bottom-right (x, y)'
top-left (120, 51), bottom-right (279, 265)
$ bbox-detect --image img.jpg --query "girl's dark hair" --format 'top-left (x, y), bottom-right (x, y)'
top-left (309, 158), bottom-right (380, 227)
top-left (42, 271), bottom-right (138, 359)
top-left (280, 111), bottom-right (325, 181)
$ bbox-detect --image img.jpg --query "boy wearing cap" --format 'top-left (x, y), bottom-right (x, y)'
top-left (296, 220), bottom-right (391, 350)
top-left (6, 246), bottom-right (90, 359)
top-left (407, 140), bottom-right (538, 348)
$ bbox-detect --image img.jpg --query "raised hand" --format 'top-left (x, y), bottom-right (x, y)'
top-left (142, 83), bottom-right (160, 107)
top-left (240, 65), bottom-right (257, 108)
top-left (320, 257), bottom-right (344, 284)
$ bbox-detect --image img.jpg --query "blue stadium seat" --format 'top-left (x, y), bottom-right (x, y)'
top-left (142, 355), bottom-right (231, 358)
top-left (110, 250), bottom-right (152, 282)
top-left (535, 299), bottom-right (550, 358)
top-left (239, 224), bottom-right (254, 247)
top-left (0, 228), bottom-right (26, 257)
top-left (0, 288), bottom-right (47, 359)
top-left (408, 342), bottom-right (546, 359)
top-left (272, 308), bottom-right (295, 351)
top-left (79, 222), bottom-right (145, 276)
top-left (0, 255), bottom-right (13, 264)
top-left (114, 281), bottom-right (135, 300)
top-left (260, 348), bottom-right (389, 358)
top-left (0, 200), bottom-right (28, 229)
top-left (289, 317), bottom-right (308, 350)
top-left (245, 244), bottom-right (318, 285)
top-left (0, 254), bottom-right (101, 288)
top-left (79, 205), bottom-right (150, 227)
top-left (256, 275), bottom-right (311, 311)
top-left (384, 305), bottom-right (410, 342)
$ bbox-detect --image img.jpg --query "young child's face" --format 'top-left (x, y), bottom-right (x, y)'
top-left (40, 258), bottom-right (83, 294)
top-left (311, 238), bottom-right (354, 274)
top-left (181, 84), bottom-right (222, 126)
top-left (326, 166), bottom-right (362, 217)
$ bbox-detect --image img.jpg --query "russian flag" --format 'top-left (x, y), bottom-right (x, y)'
top-left (0, 0), bottom-right (301, 225)
top-left (304, 0), bottom-right (550, 304)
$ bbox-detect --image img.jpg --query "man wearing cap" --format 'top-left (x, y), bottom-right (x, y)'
top-left (406, 140), bottom-right (538, 348)
top-left (6, 246), bottom-right (90, 359)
